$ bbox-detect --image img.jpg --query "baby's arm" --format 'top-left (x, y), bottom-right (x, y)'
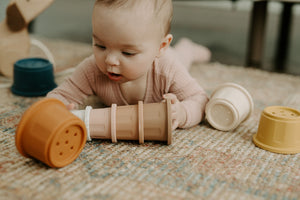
top-left (164, 89), bottom-right (208, 130)
top-left (47, 56), bottom-right (96, 109)
top-left (164, 64), bottom-right (208, 129)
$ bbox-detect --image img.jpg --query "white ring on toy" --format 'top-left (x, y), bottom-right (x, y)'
top-left (84, 106), bottom-right (92, 141)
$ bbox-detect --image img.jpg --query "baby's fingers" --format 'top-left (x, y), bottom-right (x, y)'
top-left (66, 103), bottom-right (75, 110)
top-left (163, 93), bottom-right (179, 104)
top-left (170, 110), bottom-right (179, 130)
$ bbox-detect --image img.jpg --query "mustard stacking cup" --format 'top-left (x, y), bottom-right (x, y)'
top-left (253, 106), bottom-right (300, 154)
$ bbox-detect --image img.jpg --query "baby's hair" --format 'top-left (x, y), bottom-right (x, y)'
top-left (94, 0), bottom-right (173, 35)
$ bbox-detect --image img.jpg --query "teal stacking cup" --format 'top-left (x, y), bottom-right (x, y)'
top-left (11, 58), bottom-right (57, 97)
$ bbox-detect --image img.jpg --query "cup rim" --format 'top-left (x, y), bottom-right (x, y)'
top-left (11, 86), bottom-right (55, 97)
top-left (253, 133), bottom-right (300, 154)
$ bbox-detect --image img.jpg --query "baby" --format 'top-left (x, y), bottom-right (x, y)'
top-left (47, 0), bottom-right (210, 130)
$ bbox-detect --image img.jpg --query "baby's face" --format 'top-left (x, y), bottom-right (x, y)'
top-left (92, 4), bottom-right (164, 83)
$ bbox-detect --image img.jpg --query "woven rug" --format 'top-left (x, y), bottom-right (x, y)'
top-left (0, 37), bottom-right (299, 200)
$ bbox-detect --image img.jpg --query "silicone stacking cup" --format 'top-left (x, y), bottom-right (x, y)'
top-left (205, 83), bottom-right (254, 131)
top-left (87, 100), bottom-right (172, 144)
top-left (15, 98), bottom-right (87, 168)
top-left (143, 101), bottom-right (172, 144)
top-left (11, 58), bottom-right (57, 97)
top-left (253, 106), bottom-right (300, 154)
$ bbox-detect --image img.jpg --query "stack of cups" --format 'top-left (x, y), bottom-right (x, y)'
top-left (205, 83), bottom-right (254, 131)
top-left (72, 100), bottom-right (172, 145)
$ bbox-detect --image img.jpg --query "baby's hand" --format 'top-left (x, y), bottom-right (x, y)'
top-left (163, 93), bottom-right (186, 130)
top-left (66, 103), bottom-right (75, 110)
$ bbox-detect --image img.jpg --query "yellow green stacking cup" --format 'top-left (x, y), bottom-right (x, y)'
top-left (253, 106), bottom-right (300, 154)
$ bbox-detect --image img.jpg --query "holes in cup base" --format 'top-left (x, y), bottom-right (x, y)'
top-left (269, 107), bottom-right (300, 118)
top-left (54, 127), bottom-right (82, 158)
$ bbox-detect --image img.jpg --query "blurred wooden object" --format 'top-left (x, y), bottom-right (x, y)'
top-left (246, 0), bottom-right (298, 72)
top-left (0, 0), bottom-right (54, 77)
top-left (246, 1), bottom-right (267, 69)
top-left (0, 20), bottom-right (29, 77)
top-left (274, 1), bottom-right (295, 72)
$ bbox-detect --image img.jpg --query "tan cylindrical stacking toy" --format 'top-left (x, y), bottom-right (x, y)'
top-left (15, 98), bottom-right (172, 168)
top-left (71, 100), bottom-right (172, 145)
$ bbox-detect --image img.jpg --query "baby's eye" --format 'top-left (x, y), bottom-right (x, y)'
top-left (95, 44), bottom-right (106, 50)
top-left (122, 51), bottom-right (136, 56)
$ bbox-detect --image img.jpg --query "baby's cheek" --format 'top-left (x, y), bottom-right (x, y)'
top-left (123, 66), bottom-right (147, 79)
top-left (94, 59), bottom-right (106, 73)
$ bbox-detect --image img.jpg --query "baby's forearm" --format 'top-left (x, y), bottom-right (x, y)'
top-left (180, 94), bottom-right (209, 128)
top-left (47, 78), bottom-right (92, 109)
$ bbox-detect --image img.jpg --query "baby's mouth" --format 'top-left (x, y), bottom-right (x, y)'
top-left (108, 72), bottom-right (123, 81)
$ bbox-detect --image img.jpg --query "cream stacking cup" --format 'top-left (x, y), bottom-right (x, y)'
top-left (205, 83), bottom-right (254, 131)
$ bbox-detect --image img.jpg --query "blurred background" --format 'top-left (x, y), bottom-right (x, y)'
top-left (1, 0), bottom-right (300, 75)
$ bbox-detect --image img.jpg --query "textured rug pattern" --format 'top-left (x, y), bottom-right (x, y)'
top-left (0, 38), bottom-right (300, 200)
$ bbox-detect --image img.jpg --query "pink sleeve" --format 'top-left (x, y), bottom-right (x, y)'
top-left (47, 55), bottom-right (97, 107)
top-left (158, 51), bottom-right (209, 128)
top-left (172, 67), bottom-right (208, 128)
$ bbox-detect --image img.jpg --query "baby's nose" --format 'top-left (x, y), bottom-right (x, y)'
top-left (105, 53), bottom-right (120, 66)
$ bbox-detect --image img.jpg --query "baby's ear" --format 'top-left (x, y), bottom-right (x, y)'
top-left (157, 34), bottom-right (173, 57)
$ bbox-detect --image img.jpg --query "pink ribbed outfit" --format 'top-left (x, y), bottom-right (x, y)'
top-left (47, 46), bottom-right (209, 128)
